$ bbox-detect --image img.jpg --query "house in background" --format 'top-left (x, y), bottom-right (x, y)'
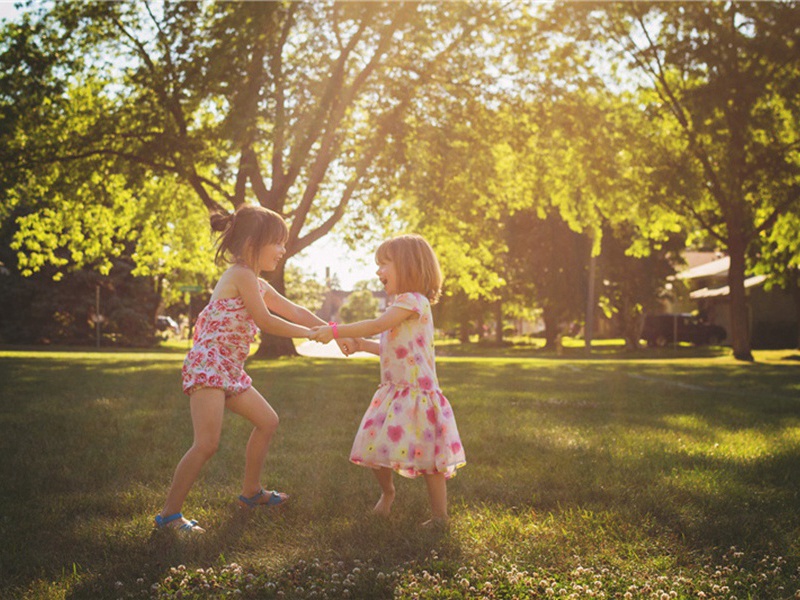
top-left (316, 288), bottom-right (388, 323)
top-left (669, 253), bottom-right (797, 349)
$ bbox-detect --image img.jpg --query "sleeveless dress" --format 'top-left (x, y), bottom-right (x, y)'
top-left (181, 279), bottom-right (268, 397)
top-left (350, 292), bottom-right (466, 479)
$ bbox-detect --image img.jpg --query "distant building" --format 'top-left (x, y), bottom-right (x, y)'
top-left (316, 288), bottom-right (388, 322)
top-left (670, 254), bottom-right (796, 349)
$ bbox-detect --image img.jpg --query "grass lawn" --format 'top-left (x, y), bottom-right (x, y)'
top-left (1, 346), bottom-right (799, 599)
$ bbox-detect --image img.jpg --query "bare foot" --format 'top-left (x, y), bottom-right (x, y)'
top-left (421, 516), bottom-right (449, 530)
top-left (372, 489), bottom-right (395, 517)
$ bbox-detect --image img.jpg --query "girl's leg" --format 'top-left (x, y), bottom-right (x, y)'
top-left (423, 473), bottom-right (448, 524)
top-left (372, 467), bottom-right (395, 516)
top-left (159, 388), bottom-right (226, 529)
top-left (225, 387), bottom-right (286, 501)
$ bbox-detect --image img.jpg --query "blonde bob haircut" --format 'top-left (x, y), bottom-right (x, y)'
top-left (375, 234), bottom-right (442, 304)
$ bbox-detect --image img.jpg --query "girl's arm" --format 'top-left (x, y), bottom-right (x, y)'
top-left (310, 306), bottom-right (415, 344)
top-left (261, 279), bottom-right (358, 352)
top-left (262, 283), bottom-right (327, 328)
top-left (351, 337), bottom-right (380, 355)
top-left (236, 270), bottom-right (311, 338)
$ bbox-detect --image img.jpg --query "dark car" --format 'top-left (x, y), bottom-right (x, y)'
top-left (641, 313), bottom-right (727, 347)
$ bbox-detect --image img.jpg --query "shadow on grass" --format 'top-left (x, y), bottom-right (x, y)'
top-left (1, 351), bottom-right (798, 598)
top-left (447, 360), bottom-right (800, 555)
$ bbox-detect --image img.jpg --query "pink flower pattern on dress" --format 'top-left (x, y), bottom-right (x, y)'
top-left (181, 279), bottom-right (268, 397)
top-left (350, 292), bottom-right (466, 479)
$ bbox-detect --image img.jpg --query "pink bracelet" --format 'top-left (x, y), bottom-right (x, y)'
top-left (328, 321), bottom-right (339, 339)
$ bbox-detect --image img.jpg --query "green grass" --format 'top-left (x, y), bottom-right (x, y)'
top-left (0, 347), bottom-right (799, 599)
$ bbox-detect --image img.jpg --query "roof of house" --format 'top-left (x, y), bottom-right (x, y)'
top-left (675, 256), bottom-right (730, 280)
top-left (689, 274), bottom-right (768, 298)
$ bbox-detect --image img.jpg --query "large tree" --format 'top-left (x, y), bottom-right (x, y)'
top-left (751, 211), bottom-right (800, 348)
top-left (549, 1), bottom-right (800, 360)
top-left (4, 1), bottom-right (503, 355)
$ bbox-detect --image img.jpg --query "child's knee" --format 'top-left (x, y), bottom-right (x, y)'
top-left (255, 411), bottom-right (279, 434)
top-left (265, 412), bottom-right (279, 433)
top-left (193, 438), bottom-right (220, 459)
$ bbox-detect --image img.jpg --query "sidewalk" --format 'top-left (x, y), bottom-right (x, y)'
top-left (296, 340), bottom-right (375, 359)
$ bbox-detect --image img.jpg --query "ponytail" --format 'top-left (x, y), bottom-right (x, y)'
top-left (212, 205), bottom-right (289, 267)
top-left (210, 212), bottom-right (234, 233)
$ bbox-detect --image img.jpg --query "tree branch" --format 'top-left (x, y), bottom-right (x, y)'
top-left (268, 3), bottom-right (298, 201)
top-left (286, 4), bottom-right (418, 244)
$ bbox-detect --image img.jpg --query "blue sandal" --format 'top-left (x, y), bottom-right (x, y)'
top-left (238, 488), bottom-right (288, 509)
top-left (154, 512), bottom-right (203, 533)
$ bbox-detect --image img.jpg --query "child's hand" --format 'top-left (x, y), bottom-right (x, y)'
top-left (310, 325), bottom-right (334, 344)
top-left (337, 337), bottom-right (359, 356)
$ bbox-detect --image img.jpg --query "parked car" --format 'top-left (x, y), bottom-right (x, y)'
top-left (156, 315), bottom-right (180, 335)
top-left (641, 313), bottom-right (727, 347)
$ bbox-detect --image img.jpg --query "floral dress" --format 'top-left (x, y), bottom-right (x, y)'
top-left (181, 279), bottom-right (267, 397)
top-left (350, 292), bottom-right (466, 479)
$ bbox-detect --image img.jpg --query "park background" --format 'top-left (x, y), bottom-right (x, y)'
top-left (1, 2), bottom-right (799, 599)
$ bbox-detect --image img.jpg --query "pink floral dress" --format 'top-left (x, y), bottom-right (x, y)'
top-left (350, 292), bottom-right (466, 479)
top-left (181, 279), bottom-right (267, 397)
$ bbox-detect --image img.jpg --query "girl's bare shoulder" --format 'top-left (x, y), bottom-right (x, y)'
top-left (210, 265), bottom-right (255, 301)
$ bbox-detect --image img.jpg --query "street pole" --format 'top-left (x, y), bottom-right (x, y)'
top-left (585, 250), bottom-right (596, 357)
top-left (95, 284), bottom-right (101, 348)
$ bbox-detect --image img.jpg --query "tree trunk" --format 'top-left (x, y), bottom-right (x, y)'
top-left (494, 300), bottom-right (503, 344)
top-left (254, 263), bottom-right (299, 358)
top-left (458, 307), bottom-right (471, 343)
top-left (727, 232), bottom-right (754, 361)
top-left (542, 304), bottom-right (559, 350)
top-left (791, 267), bottom-right (800, 350)
top-left (622, 295), bottom-right (642, 351)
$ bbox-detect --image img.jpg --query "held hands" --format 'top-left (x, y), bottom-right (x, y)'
top-left (308, 325), bottom-right (360, 356)
top-left (338, 337), bottom-right (361, 356)
top-left (309, 325), bottom-right (335, 344)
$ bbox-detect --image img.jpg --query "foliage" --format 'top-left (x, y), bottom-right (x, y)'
top-left (2, 1), bottom-right (516, 356)
top-left (3, 2), bottom-right (504, 267)
top-left (546, 1), bottom-right (800, 360)
top-left (0, 206), bottom-right (162, 345)
top-left (339, 288), bottom-right (379, 323)
top-left (597, 222), bottom-right (685, 349)
top-left (505, 209), bottom-right (589, 347)
top-left (0, 255), bottom-right (160, 347)
top-left (284, 264), bottom-right (326, 316)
